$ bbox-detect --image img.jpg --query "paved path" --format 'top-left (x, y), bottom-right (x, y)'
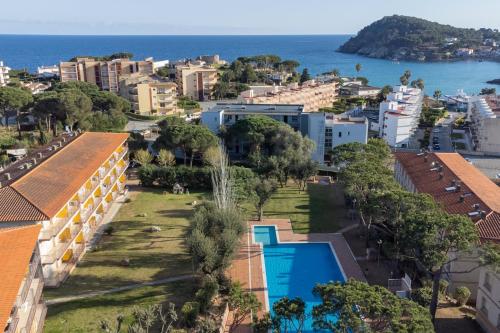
top-left (46, 274), bottom-right (197, 306)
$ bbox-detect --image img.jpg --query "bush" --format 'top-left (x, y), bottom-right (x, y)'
top-left (195, 276), bottom-right (219, 313)
top-left (104, 225), bottom-right (114, 236)
top-left (138, 165), bottom-right (212, 190)
top-left (181, 301), bottom-right (200, 328)
top-left (195, 318), bottom-right (218, 333)
top-left (439, 279), bottom-right (449, 298)
top-left (411, 287), bottom-right (433, 307)
top-left (454, 286), bottom-right (471, 306)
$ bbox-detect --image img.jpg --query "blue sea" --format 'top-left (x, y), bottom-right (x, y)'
top-left (1, 34), bottom-right (499, 95)
top-left (254, 226), bottom-right (345, 332)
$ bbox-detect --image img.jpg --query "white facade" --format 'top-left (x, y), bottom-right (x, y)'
top-left (379, 85), bottom-right (423, 147)
top-left (468, 96), bottom-right (500, 154)
top-left (476, 267), bottom-right (500, 333)
top-left (37, 65), bottom-right (60, 77)
top-left (0, 61), bottom-right (11, 86)
top-left (202, 104), bottom-right (368, 164)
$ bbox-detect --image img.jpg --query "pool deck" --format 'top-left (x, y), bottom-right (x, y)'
top-left (225, 219), bottom-right (366, 333)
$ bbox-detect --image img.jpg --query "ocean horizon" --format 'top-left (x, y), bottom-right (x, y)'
top-left (1, 34), bottom-right (499, 95)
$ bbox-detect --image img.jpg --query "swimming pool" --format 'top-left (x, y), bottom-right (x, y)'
top-left (253, 225), bottom-right (346, 332)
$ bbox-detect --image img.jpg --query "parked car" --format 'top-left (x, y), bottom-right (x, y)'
top-left (433, 144), bottom-right (441, 150)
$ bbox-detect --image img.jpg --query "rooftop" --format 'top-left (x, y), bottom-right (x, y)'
top-left (0, 132), bottom-right (128, 222)
top-left (209, 103), bottom-right (304, 114)
top-left (394, 152), bottom-right (500, 242)
top-left (0, 225), bottom-right (42, 331)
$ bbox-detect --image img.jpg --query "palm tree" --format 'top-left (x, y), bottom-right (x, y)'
top-left (433, 89), bottom-right (442, 101)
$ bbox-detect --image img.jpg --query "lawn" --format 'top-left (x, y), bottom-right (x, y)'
top-left (45, 188), bottom-right (206, 298)
top-left (44, 282), bottom-right (194, 333)
top-left (244, 182), bottom-right (351, 234)
top-left (451, 132), bottom-right (465, 140)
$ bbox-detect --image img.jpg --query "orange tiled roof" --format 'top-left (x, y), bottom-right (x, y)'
top-left (0, 187), bottom-right (48, 222)
top-left (394, 152), bottom-right (500, 242)
top-left (0, 132), bottom-right (128, 222)
top-left (0, 225), bottom-right (42, 331)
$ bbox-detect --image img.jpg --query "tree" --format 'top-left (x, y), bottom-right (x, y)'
top-left (272, 297), bottom-right (307, 333)
top-left (52, 89), bottom-right (93, 131)
top-left (300, 68), bottom-right (311, 84)
top-left (228, 282), bottom-right (262, 332)
top-left (0, 87), bottom-right (33, 136)
top-left (133, 149), bottom-right (153, 166)
top-left (400, 75), bottom-right (409, 86)
top-left (280, 60), bottom-right (300, 73)
top-left (188, 201), bottom-right (244, 278)
top-left (252, 178), bottom-right (278, 221)
top-left (213, 81), bottom-right (230, 100)
top-left (291, 158), bottom-right (317, 192)
top-left (411, 78), bottom-right (425, 90)
top-left (480, 87), bottom-right (496, 95)
top-left (313, 279), bottom-right (434, 333)
top-left (433, 89), bottom-right (442, 101)
top-left (355, 63), bottom-right (362, 74)
top-left (157, 149), bottom-right (176, 167)
top-left (241, 64), bottom-right (258, 83)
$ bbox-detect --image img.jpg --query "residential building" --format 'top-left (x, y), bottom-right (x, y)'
top-left (202, 103), bottom-right (367, 164)
top-left (340, 83), bottom-right (381, 98)
top-left (0, 132), bottom-right (129, 287)
top-left (0, 225), bottom-right (46, 333)
top-left (37, 65), bottom-right (59, 78)
top-left (394, 152), bottom-right (500, 297)
top-left (21, 82), bottom-right (51, 95)
top-left (119, 74), bottom-right (180, 116)
top-left (468, 95), bottom-right (500, 154)
top-left (0, 61), bottom-right (10, 86)
top-left (195, 54), bottom-right (227, 66)
top-left (59, 57), bottom-right (154, 93)
top-left (238, 80), bottom-right (337, 112)
top-left (379, 85), bottom-right (424, 147)
top-left (175, 63), bottom-right (218, 101)
top-left (476, 267), bottom-right (500, 333)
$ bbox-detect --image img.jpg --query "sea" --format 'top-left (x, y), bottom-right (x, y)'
top-left (1, 34), bottom-right (499, 95)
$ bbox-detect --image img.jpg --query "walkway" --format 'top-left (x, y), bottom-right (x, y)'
top-left (46, 274), bottom-right (196, 306)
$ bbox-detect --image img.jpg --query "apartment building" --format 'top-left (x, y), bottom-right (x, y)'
top-left (394, 151), bottom-right (500, 297)
top-left (238, 80), bottom-right (338, 112)
top-left (59, 57), bottom-right (154, 93)
top-left (202, 103), bottom-right (367, 164)
top-left (0, 61), bottom-right (10, 86)
top-left (340, 83), bottom-right (381, 98)
top-left (119, 74), bottom-right (180, 115)
top-left (0, 132), bottom-right (129, 287)
top-left (379, 85), bottom-right (424, 147)
top-left (175, 64), bottom-right (218, 101)
top-left (476, 267), bottom-right (500, 333)
top-left (0, 225), bottom-right (46, 333)
top-left (468, 95), bottom-right (500, 155)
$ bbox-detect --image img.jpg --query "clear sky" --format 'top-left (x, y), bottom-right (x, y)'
top-left (2, 0), bottom-right (500, 35)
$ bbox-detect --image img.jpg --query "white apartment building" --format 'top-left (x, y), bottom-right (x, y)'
top-left (0, 132), bottom-right (129, 287)
top-left (0, 61), bottom-right (11, 86)
top-left (468, 95), bottom-right (500, 155)
top-left (379, 85), bottom-right (423, 148)
top-left (238, 80), bottom-right (337, 112)
top-left (202, 103), bottom-right (367, 164)
top-left (175, 63), bottom-right (218, 101)
top-left (476, 267), bottom-right (500, 333)
top-left (37, 65), bottom-right (60, 78)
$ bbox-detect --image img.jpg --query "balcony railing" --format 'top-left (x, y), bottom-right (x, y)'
top-left (55, 222), bottom-right (83, 260)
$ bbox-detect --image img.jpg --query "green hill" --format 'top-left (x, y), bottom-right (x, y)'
top-left (339, 15), bottom-right (500, 61)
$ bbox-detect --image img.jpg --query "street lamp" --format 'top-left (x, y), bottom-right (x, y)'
top-left (377, 239), bottom-right (383, 267)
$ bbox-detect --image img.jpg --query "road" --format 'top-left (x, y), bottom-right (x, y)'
top-left (429, 112), bottom-right (458, 152)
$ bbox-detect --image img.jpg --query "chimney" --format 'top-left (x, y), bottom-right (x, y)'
top-left (438, 165), bottom-right (443, 172)
top-left (455, 184), bottom-right (461, 192)
top-left (451, 179), bottom-right (456, 186)
top-left (62, 137), bottom-right (66, 142)
top-left (480, 211), bottom-right (487, 219)
top-left (37, 152), bottom-right (43, 158)
top-left (59, 141), bottom-right (63, 148)
top-left (5, 173), bottom-right (11, 180)
top-left (439, 172), bottom-right (444, 180)
top-left (459, 195), bottom-right (465, 203)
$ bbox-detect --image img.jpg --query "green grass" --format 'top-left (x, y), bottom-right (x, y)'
top-left (454, 142), bottom-right (466, 150)
top-left (244, 183), bottom-right (350, 234)
top-left (44, 282), bottom-right (195, 333)
top-left (451, 133), bottom-right (464, 140)
top-left (44, 188), bottom-right (207, 298)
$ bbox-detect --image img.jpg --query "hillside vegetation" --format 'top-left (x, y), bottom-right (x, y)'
top-left (339, 15), bottom-right (500, 61)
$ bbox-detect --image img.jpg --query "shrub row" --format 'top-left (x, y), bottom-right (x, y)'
top-left (139, 165), bottom-right (212, 190)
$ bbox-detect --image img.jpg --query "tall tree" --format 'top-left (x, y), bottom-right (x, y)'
top-left (355, 63), bottom-right (362, 74)
top-left (252, 178), bottom-right (278, 221)
top-left (0, 87), bottom-right (33, 135)
top-left (241, 64), bottom-right (258, 83)
top-left (300, 68), bottom-right (311, 84)
top-left (273, 297), bottom-right (307, 333)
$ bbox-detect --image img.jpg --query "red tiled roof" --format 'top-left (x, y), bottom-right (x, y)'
top-left (0, 225), bottom-right (42, 331)
top-left (0, 132), bottom-right (128, 222)
top-left (0, 187), bottom-right (48, 222)
top-left (394, 152), bottom-right (500, 242)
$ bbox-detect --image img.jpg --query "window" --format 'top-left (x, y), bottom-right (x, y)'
top-left (480, 297), bottom-right (489, 316)
top-left (325, 128), bottom-right (332, 137)
top-left (348, 131), bottom-right (351, 136)
top-left (484, 272), bottom-right (492, 292)
top-left (338, 132), bottom-right (342, 138)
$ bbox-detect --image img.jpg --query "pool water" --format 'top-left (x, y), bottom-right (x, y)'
top-left (253, 226), bottom-right (345, 332)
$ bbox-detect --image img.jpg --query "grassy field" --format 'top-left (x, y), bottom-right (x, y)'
top-left (44, 283), bottom-right (194, 333)
top-left (244, 182), bottom-right (351, 234)
top-left (43, 188), bottom-right (207, 331)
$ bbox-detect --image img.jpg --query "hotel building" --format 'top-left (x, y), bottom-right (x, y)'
top-left (238, 80), bottom-right (338, 112)
top-left (59, 57), bottom-right (154, 93)
top-left (0, 225), bottom-right (46, 333)
top-left (394, 151), bottom-right (500, 298)
top-left (175, 64), bottom-right (218, 101)
top-left (0, 61), bottom-right (10, 86)
top-left (379, 85), bottom-right (424, 148)
top-left (0, 132), bottom-right (129, 287)
top-left (119, 74), bottom-right (180, 116)
top-left (467, 95), bottom-right (500, 155)
top-left (202, 103), bottom-right (367, 164)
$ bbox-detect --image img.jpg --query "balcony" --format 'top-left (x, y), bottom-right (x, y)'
top-left (55, 223), bottom-right (83, 260)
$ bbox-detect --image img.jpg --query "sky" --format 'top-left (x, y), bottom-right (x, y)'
top-left (1, 0), bottom-right (500, 35)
